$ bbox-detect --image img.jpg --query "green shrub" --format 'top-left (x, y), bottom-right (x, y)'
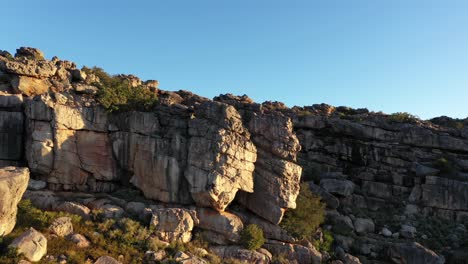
top-left (388, 112), bottom-right (419, 123)
top-left (313, 230), bottom-right (334, 253)
top-left (82, 66), bottom-right (158, 113)
top-left (240, 224), bottom-right (265, 250)
top-left (434, 157), bottom-right (456, 176)
top-left (281, 183), bottom-right (325, 240)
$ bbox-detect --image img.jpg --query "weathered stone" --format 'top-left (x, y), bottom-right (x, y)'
top-left (238, 112), bottom-right (302, 224)
top-left (27, 178), bottom-right (47, 190)
top-left (49, 217), bottom-right (73, 237)
top-left (353, 218), bottom-right (375, 235)
top-left (264, 241), bottom-right (320, 264)
top-left (10, 75), bottom-right (51, 96)
top-left (0, 167), bottom-right (29, 236)
top-left (54, 201), bottom-right (91, 220)
top-left (187, 101), bottom-right (257, 211)
top-left (9, 228), bottom-right (47, 262)
top-left (94, 256), bottom-right (121, 264)
top-left (69, 233), bottom-right (90, 248)
top-left (0, 56), bottom-right (56, 78)
top-left (15, 47), bottom-right (45, 60)
top-left (400, 224), bottom-right (417, 239)
top-left (307, 182), bottom-right (340, 209)
top-left (196, 208), bottom-right (243, 243)
top-left (320, 179), bottom-right (355, 197)
top-left (387, 242), bottom-right (444, 264)
top-left (150, 208), bottom-right (195, 243)
top-left (210, 246), bottom-right (271, 264)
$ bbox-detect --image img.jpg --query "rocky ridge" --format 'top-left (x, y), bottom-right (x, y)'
top-left (0, 47), bottom-right (467, 263)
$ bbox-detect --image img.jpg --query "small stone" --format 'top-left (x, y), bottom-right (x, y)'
top-left (49, 217), bottom-right (73, 237)
top-left (400, 224), bottom-right (417, 239)
top-left (94, 256), bottom-right (121, 264)
top-left (70, 233), bottom-right (90, 248)
top-left (381, 227), bottom-right (392, 237)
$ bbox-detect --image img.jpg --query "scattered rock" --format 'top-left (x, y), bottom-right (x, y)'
top-left (353, 218), bottom-right (375, 235)
top-left (94, 256), bottom-right (122, 264)
top-left (381, 227), bottom-right (392, 237)
top-left (400, 224), bottom-right (417, 239)
top-left (49, 217), bottom-right (73, 237)
top-left (9, 227), bottom-right (47, 262)
top-left (70, 233), bottom-right (90, 248)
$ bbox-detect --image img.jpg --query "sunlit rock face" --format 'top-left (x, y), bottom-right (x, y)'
top-left (0, 167), bottom-right (29, 236)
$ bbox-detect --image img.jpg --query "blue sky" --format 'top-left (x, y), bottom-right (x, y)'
top-left (2, 0), bottom-right (467, 119)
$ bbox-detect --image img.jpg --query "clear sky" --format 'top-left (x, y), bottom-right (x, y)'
top-left (2, 0), bottom-right (467, 119)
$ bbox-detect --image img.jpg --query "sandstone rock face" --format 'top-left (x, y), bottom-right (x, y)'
top-left (238, 112), bottom-right (302, 224)
top-left (0, 167), bottom-right (29, 236)
top-left (150, 208), bottom-right (195, 243)
top-left (9, 228), bottom-right (47, 262)
top-left (186, 102), bottom-right (257, 211)
top-left (0, 94), bottom-right (24, 163)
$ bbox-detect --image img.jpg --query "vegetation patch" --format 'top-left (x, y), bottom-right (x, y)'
top-left (281, 183), bottom-right (325, 240)
top-left (82, 66), bottom-right (158, 113)
top-left (240, 224), bottom-right (265, 250)
top-left (387, 112), bottom-right (419, 123)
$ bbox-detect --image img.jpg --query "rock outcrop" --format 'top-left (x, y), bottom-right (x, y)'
top-left (0, 167), bottom-right (29, 236)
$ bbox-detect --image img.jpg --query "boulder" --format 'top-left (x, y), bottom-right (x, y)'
top-left (387, 242), bottom-right (444, 264)
top-left (27, 179), bottom-right (47, 190)
top-left (353, 218), bottom-right (375, 235)
top-left (150, 208), bottom-right (195, 243)
top-left (0, 167), bottom-right (29, 236)
top-left (196, 208), bottom-right (243, 243)
top-left (210, 245), bottom-right (271, 264)
top-left (264, 241), bottom-right (321, 264)
top-left (94, 256), bottom-right (122, 264)
top-left (15, 47), bottom-right (45, 60)
top-left (49, 217), bottom-right (73, 237)
top-left (69, 233), bottom-right (90, 248)
top-left (54, 201), bottom-right (91, 220)
top-left (381, 227), bottom-right (392, 237)
top-left (10, 75), bottom-right (51, 96)
top-left (400, 224), bottom-right (416, 239)
top-left (9, 228), bottom-right (47, 262)
top-left (320, 179), bottom-right (355, 197)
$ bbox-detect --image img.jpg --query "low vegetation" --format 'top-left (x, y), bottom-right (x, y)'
top-left (281, 183), bottom-right (325, 240)
top-left (240, 224), bottom-right (265, 250)
top-left (82, 66), bottom-right (158, 113)
top-left (0, 200), bottom-right (241, 264)
top-left (387, 112), bottom-right (419, 123)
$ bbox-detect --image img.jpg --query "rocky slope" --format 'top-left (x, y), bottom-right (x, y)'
top-left (0, 47), bottom-right (467, 263)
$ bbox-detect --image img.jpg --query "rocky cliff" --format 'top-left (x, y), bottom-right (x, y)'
top-left (1, 47), bottom-right (467, 263)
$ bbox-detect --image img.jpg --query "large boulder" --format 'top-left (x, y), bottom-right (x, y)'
top-left (9, 228), bottom-right (47, 262)
top-left (150, 208), bottom-right (195, 243)
top-left (0, 167), bottom-right (29, 236)
top-left (196, 208), bottom-right (244, 243)
top-left (320, 179), bottom-right (355, 197)
top-left (210, 245), bottom-right (271, 264)
top-left (387, 242), bottom-right (445, 264)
